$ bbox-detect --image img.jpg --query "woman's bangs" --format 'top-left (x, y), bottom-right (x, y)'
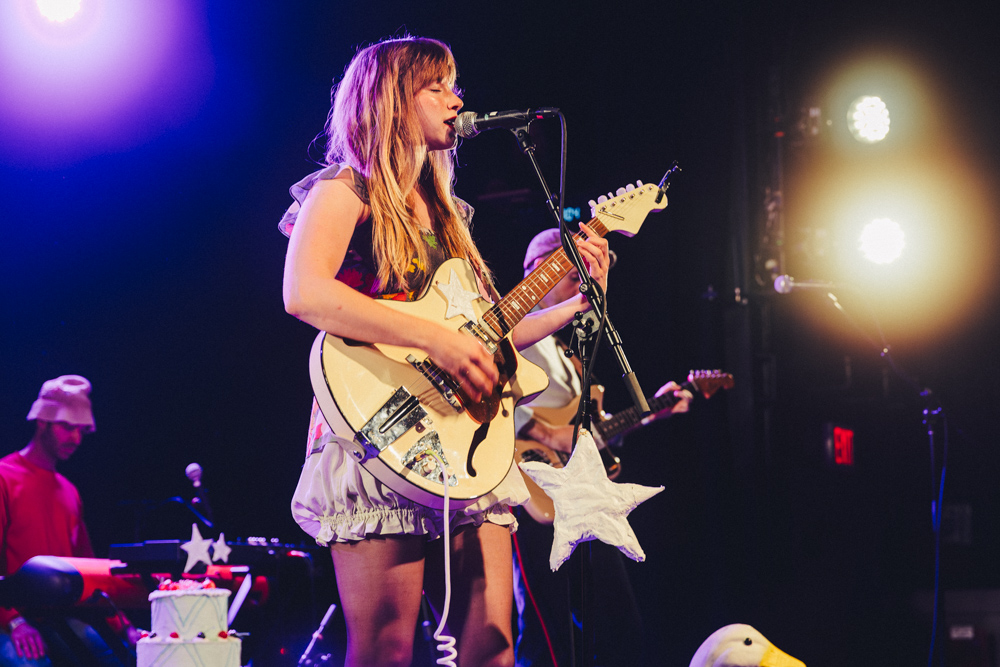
top-left (413, 41), bottom-right (456, 90)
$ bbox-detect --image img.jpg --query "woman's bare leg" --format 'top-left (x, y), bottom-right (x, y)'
top-left (331, 535), bottom-right (426, 667)
top-left (424, 522), bottom-right (515, 667)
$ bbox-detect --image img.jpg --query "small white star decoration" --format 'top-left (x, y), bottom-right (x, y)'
top-left (180, 524), bottom-right (232, 573)
top-left (518, 429), bottom-right (664, 571)
top-left (211, 533), bottom-right (232, 563)
top-left (437, 268), bottom-right (482, 322)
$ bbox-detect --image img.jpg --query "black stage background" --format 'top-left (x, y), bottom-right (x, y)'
top-left (2, 1), bottom-right (999, 664)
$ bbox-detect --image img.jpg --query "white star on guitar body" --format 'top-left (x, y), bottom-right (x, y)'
top-left (437, 268), bottom-right (482, 321)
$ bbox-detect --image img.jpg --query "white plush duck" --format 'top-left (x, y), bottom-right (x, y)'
top-left (689, 624), bottom-right (805, 667)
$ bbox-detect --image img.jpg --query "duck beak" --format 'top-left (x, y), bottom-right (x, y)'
top-left (760, 644), bottom-right (806, 667)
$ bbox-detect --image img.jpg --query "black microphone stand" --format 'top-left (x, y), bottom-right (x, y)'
top-left (508, 123), bottom-right (651, 422)
top-left (818, 290), bottom-right (948, 666)
top-left (507, 119), bottom-right (650, 667)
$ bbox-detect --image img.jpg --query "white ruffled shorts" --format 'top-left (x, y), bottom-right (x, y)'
top-left (291, 400), bottom-right (530, 545)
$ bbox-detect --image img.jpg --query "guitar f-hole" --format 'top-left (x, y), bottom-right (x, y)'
top-left (466, 421), bottom-right (491, 478)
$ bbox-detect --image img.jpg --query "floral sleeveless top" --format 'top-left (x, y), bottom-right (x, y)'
top-left (278, 164), bottom-right (474, 301)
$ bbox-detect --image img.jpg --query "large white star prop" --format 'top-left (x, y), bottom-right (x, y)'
top-left (437, 268), bottom-right (481, 322)
top-left (211, 533), bottom-right (232, 563)
top-left (180, 523), bottom-right (214, 573)
top-left (518, 429), bottom-right (664, 571)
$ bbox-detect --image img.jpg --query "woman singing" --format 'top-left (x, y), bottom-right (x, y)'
top-left (280, 36), bottom-right (608, 667)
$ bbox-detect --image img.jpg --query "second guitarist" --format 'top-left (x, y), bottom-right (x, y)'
top-left (511, 228), bottom-right (692, 667)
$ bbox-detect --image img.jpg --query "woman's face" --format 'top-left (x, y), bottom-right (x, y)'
top-left (414, 81), bottom-right (463, 151)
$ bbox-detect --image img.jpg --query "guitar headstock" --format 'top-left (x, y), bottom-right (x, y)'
top-left (587, 180), bottom-right (667, 238)
top-left (687, 370), bottom-right (735, 399)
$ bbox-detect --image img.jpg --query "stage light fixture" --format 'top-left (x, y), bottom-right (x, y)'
top-left (36, 0), bottom-right (81, 22)
top-left (859, 217), bottom-right (905, 264)
top-left (848, 95), bottom-right (890, 143)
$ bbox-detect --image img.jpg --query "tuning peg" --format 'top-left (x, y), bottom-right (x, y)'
top-left (588, 200), bottom-right (598, 209)
top-left (607, 192), bottom-right (613, 199)
top-left (616, 187), bottom-right (626, 196)
top-left (597, 195), bottom-right (608, 204)
top-left (625, 184), bottom-right (635, 192)
top-left (636, 180), bottom-right (644, 187)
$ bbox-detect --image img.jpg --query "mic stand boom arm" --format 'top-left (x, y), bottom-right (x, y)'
top-left (508, 122), bottom-right (651, 426)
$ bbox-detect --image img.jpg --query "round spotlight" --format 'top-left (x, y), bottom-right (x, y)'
top-left (36, 0), bottom-right (81, 22)
top-left (859, 218), bottom-right (905, 264)
top-left (848, 95), bottom-right (890, 143)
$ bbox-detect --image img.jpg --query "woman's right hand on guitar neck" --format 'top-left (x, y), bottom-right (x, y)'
top-left (422, 325), bottom-right (499, 402)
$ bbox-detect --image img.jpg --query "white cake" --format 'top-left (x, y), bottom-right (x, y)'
top-left (136, 587), bottom-right (241, 667)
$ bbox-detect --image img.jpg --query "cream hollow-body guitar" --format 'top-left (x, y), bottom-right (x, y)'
top-left (515, 370), bottom-right (734, 523)
top-left (309, 182), bottom-right (668, 509)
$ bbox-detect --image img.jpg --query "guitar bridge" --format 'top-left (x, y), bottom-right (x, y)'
top-left (406, 355), bottom-right (463, 411)
top-left (356, 387), bottom-right (429, 460)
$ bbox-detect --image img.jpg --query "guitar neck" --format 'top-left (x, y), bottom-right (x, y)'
top-left (594, 380), bottom-right (695, 441)
top-left (480, 219), bottom-right (611, 338)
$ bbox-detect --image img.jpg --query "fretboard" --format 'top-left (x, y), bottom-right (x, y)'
top-left (595, 380), bottom-right (696, 441)
top-left (482, 219), bottom-right (610, 338)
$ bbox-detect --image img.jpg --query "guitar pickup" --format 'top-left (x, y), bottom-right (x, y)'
top-left (406, 355), bottom-right (464, 411)
top-left (460, 320), bottom-right (499, 355)
top-left (356, 387), bottom-right (429, 459)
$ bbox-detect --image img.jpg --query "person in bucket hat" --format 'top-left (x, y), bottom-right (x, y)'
top-left (25, 375), bottom-right (96, 435)
top-left (0, 375), bottom-right (134, 665)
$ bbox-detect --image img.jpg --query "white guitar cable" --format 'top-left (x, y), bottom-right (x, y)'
top-left (428, 450), bottom-right (458, 667)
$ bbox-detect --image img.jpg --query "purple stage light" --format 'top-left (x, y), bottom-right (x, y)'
top-left (36, 0), bottom-right (82, 22)
top-left (0, 0), bottom-right (214, 167)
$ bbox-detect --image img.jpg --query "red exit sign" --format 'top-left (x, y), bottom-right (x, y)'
top-left (824, 424), bottom-right (855, 466)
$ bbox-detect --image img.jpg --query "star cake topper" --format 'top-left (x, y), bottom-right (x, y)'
top-left (180, 523), bottom-right (214, 573)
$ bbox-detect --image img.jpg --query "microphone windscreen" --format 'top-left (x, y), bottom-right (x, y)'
top-left (185, 462), bottom-right (203, 484)
top-left (453, 112), bottom-right (479, 139)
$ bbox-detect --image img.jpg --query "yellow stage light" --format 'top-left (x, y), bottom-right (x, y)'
top-left (859, 218), bottom-right (905, 264)
top-left (848, 96), bottom-right (890, 143)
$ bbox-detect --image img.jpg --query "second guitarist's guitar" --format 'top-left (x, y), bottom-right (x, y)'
top-left (514, 370), bottom-right (734, 523)
top-left (310, 180), bottom-right (669, 509)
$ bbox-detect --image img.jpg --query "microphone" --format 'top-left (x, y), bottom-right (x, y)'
top-left (453, 107), bottom-right (559, 138)
top-left (185, 462), bottom-right (214, 523)
top-left (185, 462), bottom-right (203, 488)
top-left (773, 274), bottom-right (836, 294)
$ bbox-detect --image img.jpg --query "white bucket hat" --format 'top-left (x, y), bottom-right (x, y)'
top-left (26, 375), bottom-right (95, 433)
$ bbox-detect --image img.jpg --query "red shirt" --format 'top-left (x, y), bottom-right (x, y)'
top-left (0, 451), bottom-right (93, 629)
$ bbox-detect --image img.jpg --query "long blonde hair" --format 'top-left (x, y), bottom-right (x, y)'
top-left (325, 36), bottom-right (491, 294)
